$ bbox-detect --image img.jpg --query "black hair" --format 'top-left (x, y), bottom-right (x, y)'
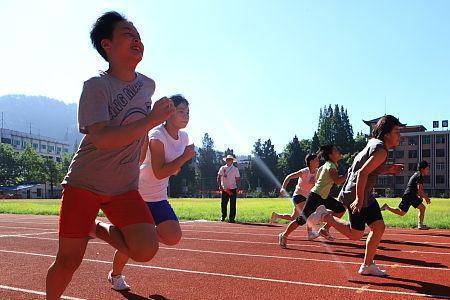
top-left (418, 160), bottom-right (429, 171)
top-left (170, 94), bottom-right (189, 107)
top-left (305, 153), bottom-right (318, 167)
top-left (317, 145), bottom-right (335, 162)
top-left (90, 11), bottom-right (127, 61)
top-left (372, 115), bottom-right (404, 140)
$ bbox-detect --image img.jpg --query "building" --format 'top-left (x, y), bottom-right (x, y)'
top-left (0, 128), bottom-right (70, 162)
top-left (364, 117), bottom-right (450, 197)
top-left (0, 183), bottom-right (62, 199)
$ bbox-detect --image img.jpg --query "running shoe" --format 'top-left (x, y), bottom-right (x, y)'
top-left (108, 271), bottom-right (131, 291)
top-left (278, 233), bottom-right (287, 249)
top-left (358, 263), bottom-right (388, 277)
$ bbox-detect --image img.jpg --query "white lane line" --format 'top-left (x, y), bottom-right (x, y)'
top-left (4, 235), bottom-right (450, 271)
top-left (2, 226), bottom-right (450, 256)
top-left (0, 225), bottom-right (55, 231)
top-left (0, 284), bottom-right (84, 300)
top-left (0, 249), bottom-right (448, 299)
top-left (0, 231), bottom-right (57, 238)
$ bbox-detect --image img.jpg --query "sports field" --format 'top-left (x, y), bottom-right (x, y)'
top-left (1, 198), bottom-right (449, 229)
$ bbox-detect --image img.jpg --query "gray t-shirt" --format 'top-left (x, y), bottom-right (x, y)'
top-left (62, 72), bottom-right (155, 195)
top-left (338, 138), bottom-right (387, 207)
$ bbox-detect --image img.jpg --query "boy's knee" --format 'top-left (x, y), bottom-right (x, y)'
top-left (162, 233), bottom-right (181, 246)
top-left (55, 256), bottom-right (83, 272)
top-left (129, 242), bottom-right (159, 262)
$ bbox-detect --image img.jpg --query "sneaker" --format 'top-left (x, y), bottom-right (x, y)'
top-left (108, 271), bottom-right (131, 291)
top-left (278, 233), bottom-right (287, 249)
top-left (358, 263), bottom-right (388, 277)
top-left (380, 203), bottom-right (388, 211)
top-left (318, 227), bottom-right (334, 241)
top-left (307, 205), bottom-right (332, 228)
top-left (418, 224), bottom-right (430, 230)
top-left (307, 228), bottom-right (320, 241)
top-left (270, 212), bottom-right (278, 224)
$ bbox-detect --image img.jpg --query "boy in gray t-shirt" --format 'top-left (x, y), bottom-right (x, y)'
top-left (308, 115), bottom-right (404, 277)
top-left (46, 12), bottom-right (175, 299)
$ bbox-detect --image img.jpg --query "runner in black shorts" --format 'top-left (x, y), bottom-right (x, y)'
top-left (381, 161), bottom-right (431, 230)
top-left (308, 115), bottom-right (405, 276)
top-left (271, 154), bottom-right (319, 224)
top-left (278, 145), bottom-right (347, 248)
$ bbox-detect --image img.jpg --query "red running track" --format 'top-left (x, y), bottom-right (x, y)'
top-left (0, 214), bottom-right (449, 299)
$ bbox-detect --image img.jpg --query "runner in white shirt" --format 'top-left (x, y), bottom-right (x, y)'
top-left (270, 154), bottom-right (320, 240)
top-left (217, 155), bottom-right (241, 222)
top-left (107, 95), bottom-right (195, 291)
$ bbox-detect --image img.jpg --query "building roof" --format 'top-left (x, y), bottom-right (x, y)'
top-left (0, 184), bottom-right (37, 191)
top-left (0, 128), bottom-right (69, 146)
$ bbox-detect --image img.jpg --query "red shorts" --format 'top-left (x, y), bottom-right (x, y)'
top-left (59, 185), bottom-right (154, 238)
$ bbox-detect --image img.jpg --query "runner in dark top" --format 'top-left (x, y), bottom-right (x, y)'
top-left (381, 160), bottom-right (431, 230)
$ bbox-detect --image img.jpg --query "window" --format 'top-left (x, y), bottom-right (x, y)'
top-left (395, 151), bottom-right (404, 159)
top-left (408, 163), bottom-right (417, 171)
top-left (436, 163), bottom-right (446, 171)
top-left (408, 137), bottom-right (418, 145)
top-left (63, 148), bottom-right (69, 153)
top-left (33, 143), bottom-right (38, 149)
top-left (422, 136), bottom-right (431, 144)
top-left (48, 146), bottom-right (54, 153)
top-left (436, 175), bottom-right (446, 184)
top-left (395, 176), bottom-right (404, 185)
top-left (422, 149), bottom-right (431, 157)
top-left (14, 140), bottom-right (21, 146)
top-left (41, 144), bottom-right (47, 150)
top-left (408, 150), bottom-right (418, 159)
top-left (36, 188), bottom-right (42, 197)
top-left (436, 149), bottom-right (446, 157)
top-left (56, 147), bottom-right (62, 154)
top-left (399, 137), bottom-right (407, 146)
top-left (1, 138), bottom-right (11, 144)
top-left (423, 176), bottom-right (430, 184)
top-left (436, 135), bottom-right (446, 144)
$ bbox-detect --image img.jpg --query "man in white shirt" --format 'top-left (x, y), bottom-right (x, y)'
top-left (217, 155), bottom-right (241, 223)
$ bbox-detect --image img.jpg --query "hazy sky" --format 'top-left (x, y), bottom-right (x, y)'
top-left (1, 0), bottom-right (449, 154)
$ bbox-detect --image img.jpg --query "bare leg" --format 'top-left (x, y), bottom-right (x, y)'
top-left (363, 220), bottom-right (385, 266)
top-left (417, 203), bottom-right (426, 225)
top-left (324, 211), bottom-right (345, 230)
top-left (281, 220), bottom-right (300, 237)
top-left (384, 205), bottom-right (406, 216)
top-left (46, 237), bottom-right (88, 300)
top-left (323, 214), bottom-right (364, 240)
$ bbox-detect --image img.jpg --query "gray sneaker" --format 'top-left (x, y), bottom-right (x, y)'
top-left (278, 233), bottom-right (287, 249)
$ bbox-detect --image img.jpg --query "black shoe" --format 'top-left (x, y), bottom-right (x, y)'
top-left (229, 219), bottom-right (235, 223)
top-left (221, 218), bottom-right (226, 222)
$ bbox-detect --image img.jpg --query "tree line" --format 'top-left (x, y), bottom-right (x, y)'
top-left (0, 104), bottom-right (367, 198)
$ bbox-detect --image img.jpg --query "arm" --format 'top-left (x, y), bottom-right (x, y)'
top-left (351, 149), bottom-right (388, 213)
top-left (217, 174), bottom-right (223, 191)
top-left (150, 141), bottom-right (195, 180)
top-left (280, 170), bottom-right (303, 196)
top-left (418, 183), bottom-right (431, 204)
top-left (235, 177), bottom-right (241, 189)
top-left (378, 163), bottom-right (404, 175)
top-left (328, 168), bottom-right (347, 185)
top-left (87, 97), bottom-right (175, 150)
top-left (139, 136), bottom-right (149, 165)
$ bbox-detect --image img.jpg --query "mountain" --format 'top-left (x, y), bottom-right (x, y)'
top-left (0, 95), bottom-right (81, 151)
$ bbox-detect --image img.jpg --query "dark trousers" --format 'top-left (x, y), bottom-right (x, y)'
top-left (221, 189), bottom-right (237, 221)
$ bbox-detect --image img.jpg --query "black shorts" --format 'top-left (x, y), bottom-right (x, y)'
top-left (398, 194), bottom-right (423, 212)
top-left (292, 194), bottom-right (307, 205)
top-left (348, 200), bottom-right (383, 231)
top-left (295, 192), bottom-right (346, 225)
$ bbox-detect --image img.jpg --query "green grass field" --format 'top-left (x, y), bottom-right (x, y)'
top-left (0, 198), bottom-right (449, 229)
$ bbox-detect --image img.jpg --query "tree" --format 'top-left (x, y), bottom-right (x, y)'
top-left (224, 148), bottom-right (235, 157)
top-left (311, 132), bottom-right (320, 154)
top-left (354, 132), bottom-right (367, 153)
top-left (278, 135), bottom-right (306, 176)
top-left (197, 133), bottom-right (221, 193)
top-left (18, 146), bottom-right (45, 184)
top-left (248, 138), bottom-right (279, 194)
top-left (43, 157), bottom-right (59, 198)
top-left (0, 144), bottom-right (20, 185)
top-left (169, 155), bottom-right (197, 197)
